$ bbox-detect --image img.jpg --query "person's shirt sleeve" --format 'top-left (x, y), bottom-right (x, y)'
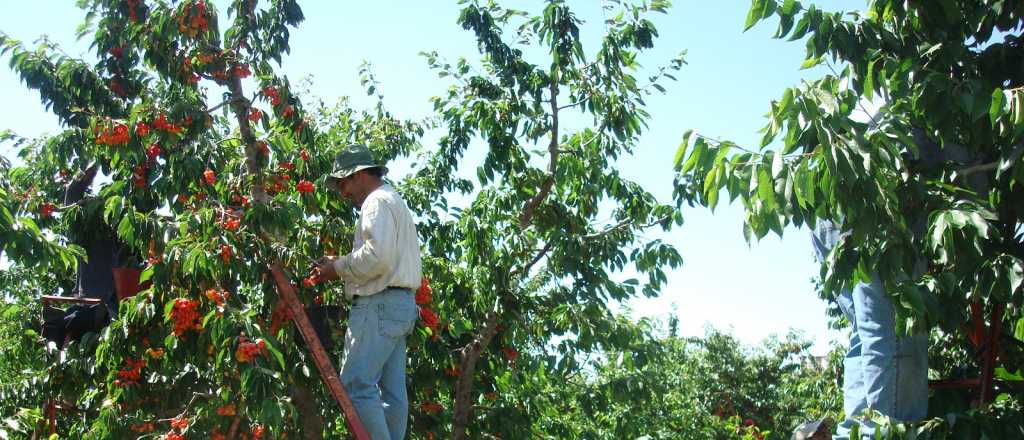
top-left (333, 196), bottom-right (398, 284)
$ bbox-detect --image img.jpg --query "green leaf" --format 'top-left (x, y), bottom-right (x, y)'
top-left (744, 0), bottom-right (767, 31)
top-left (1008, 256), bottom-right (1023, 294)
top-left (263, 339), bottom-right (286, 370)
top-left (761, 0), bottom-right (777, 20)
top-left (163, 299), bottom-right (176, 322)
top-left (967, 212), bottom-right (991, 239)
top-left (929, 212), bottom-right (949, 251)
top-left (757, 168), bottom-right (777, 210)
top-left (673, 130), bottom-right (692, 171)
top-left (788, 11), bottom-right (811, 41)
top-left (139, 265), bottom-right (155, 283)
top-left (1013, 90), bottom-right (1024, 127)
top-left (202, 311), bottom-right (217, 329)
top-left (104, 195), bottom-right (123, 224)
top-left (1000, 144), bottom-right (1024, 172)
top-left (771, 151), bottom-right (784, 179)
top-left (183, 247), bottom-right (203, 275)
top-left (681, 137), bottom-right (707, 173)
top-left (995, 367), bottom-right (1023, 381)
top-left (811, 87), bottom-right (838, 114)
top-left (1, 304), bottom-right (21, 320)
top-left (938, 0), bottom-right (959, 24)
top-left (0, 206), bottom-right (14, 229)
top-left (779, 0), bottom-right (800, 15)
top-left (1016, 317), bottom-right (1024, 342)
top-left (117, 215), bottom-right (135, 244)
top-left (17, 217), bottom-right (41, 235)
top-left (990, 88), bottom-right (1006, 126)
top-left (959, 91), bottom-right (975, 115)
top-left (800, 55), bottom-right (823, 70)
top-left (704, 165), bottom-right (721, 210)
top-left (779, 88), bottom-right (794, 113)
top-left (863, 58), bottom-right (876, 100)
top-left (948, 210), bottom-right (967, 228)
top-left (897, 285), bottom-right (926, 316)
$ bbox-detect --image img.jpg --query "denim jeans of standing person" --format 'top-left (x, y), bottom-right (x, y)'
top-left (811, 221), bottom-right (929, 439)
top-left (341, 288), bottom-right (419, 440)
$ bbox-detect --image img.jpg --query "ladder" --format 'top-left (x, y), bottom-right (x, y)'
top-left (269, 263), bottom-right (370, 440)
top-left (928, 301), bottom-right (1006, 406)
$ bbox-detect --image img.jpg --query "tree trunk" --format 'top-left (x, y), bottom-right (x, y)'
top-left (290, 384), bottom-right (325, 440)
top-left (451, 311), bottom-right (501, 440)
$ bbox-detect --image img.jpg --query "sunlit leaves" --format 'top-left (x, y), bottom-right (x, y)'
top-left (674, 3), bottom-right (1024, 431)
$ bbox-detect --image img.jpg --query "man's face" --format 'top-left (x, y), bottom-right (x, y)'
top-left (336, 170), bottom-right (370, 207)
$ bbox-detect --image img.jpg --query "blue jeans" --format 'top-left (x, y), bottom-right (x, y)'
top-left (811, 222), bottom-right (929, 439)
top-left (341, 288), bottom-right (418, 440)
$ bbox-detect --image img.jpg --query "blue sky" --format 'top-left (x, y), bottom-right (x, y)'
top-left (1, 1), bottom-right (862, 353)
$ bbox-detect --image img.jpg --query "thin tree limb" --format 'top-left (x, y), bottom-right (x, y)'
top-left (519, 81), bottom-right (560, 229)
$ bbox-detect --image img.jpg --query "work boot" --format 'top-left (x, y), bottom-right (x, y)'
top-left (792, 417), bottom-right (833, 440)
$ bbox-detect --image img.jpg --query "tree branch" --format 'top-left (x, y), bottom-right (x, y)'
top-left (225, 71), bottom-right (270, 204)
top-left (695, 133), bottom-right (759, 155)
top-left (512, 239), bottom-right (555, 279)
top-left (519, 81), bottom-right (560, 229)
top-left (205, 96), bottom-right (243, 114)
top-left (227, 414), bottom-right (242, 440)
top-left (557, 99), bottom-right (585, 111)
top-left (958, 161), bottom-right (998, 176)
top-left (582, 213), bottom-right (672, 240)
top-left (217, 137), bottom-right (244, 145)
top-left (157, 392), bottom-right (211, 421)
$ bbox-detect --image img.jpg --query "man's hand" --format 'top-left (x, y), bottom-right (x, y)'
top-left (315, 256), bottom-right (341, 282)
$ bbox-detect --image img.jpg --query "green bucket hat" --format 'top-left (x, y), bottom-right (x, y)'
top-left (328, 143), bottom-right (387, 182)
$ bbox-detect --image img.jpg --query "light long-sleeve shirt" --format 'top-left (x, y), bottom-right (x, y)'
top-left (333, 184), bottom-right (422, 298)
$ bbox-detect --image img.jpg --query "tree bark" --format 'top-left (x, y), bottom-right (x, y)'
top-left (290, 384), bottom-right (325, 440)
top-left (451, 311), bottom-right (501, 440)
top-left (519, 81), bottom-right (560, 229)
top-left (225, 72), bottom-right (270, 204)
